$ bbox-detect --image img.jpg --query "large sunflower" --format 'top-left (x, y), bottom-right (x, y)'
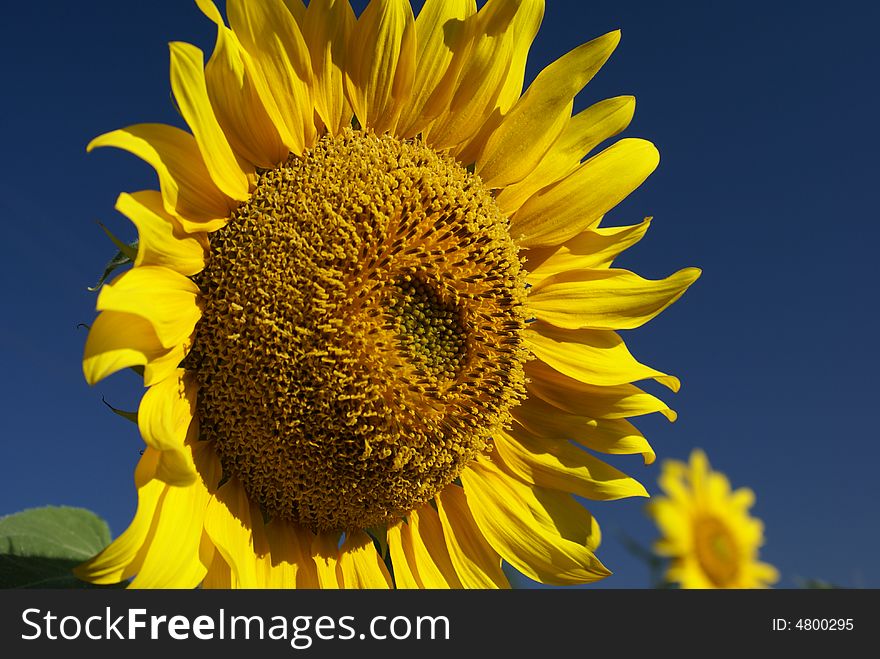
top-left (647, 450), bottom-right (779, 589)
top-left (78, 0), bottom-right (699, 588)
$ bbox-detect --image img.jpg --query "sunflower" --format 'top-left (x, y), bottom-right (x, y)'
top-left (78, 0), bottom-right (699, 589)
top-left (647, 449), bottom-right (779, 589)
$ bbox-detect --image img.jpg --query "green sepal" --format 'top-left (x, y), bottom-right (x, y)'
top-left (366, 525), bottom-right (389, 559)
top-left (102, 396), bottom-right (138, 424)
top-left (87, 223), bottom-right (139, 292)
top-left (99, 222), bottom-right (138, 261)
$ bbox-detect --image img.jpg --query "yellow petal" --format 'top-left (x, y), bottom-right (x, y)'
top-left (496, 96), bottom-right (636, 214)
top-left (388, 506), bottom-right (463, 589)
top-left (137, 370), bottom-right (198, 485)
top-left (227, 0), bottom-right (315, 154)
top-left (460, 458), bottom-right (609, 585)
top-left (345, 0), bottom-right (416, 135)
top-left (424, 0), bottom-right (522, 154)
top-left (83, 310), bottom-right (184, 387)
top-left (512, 138), bottom-right (660, 248)
top-left (453, 0), bottom-right (546, 164)
top-left (525, 218), bottom-right (650, 280)
top-left (312, 531), bottom-right (343, 589)
top-left (197, 0), bottom-right (288, 168)
top-left (116, 191), bottom-right (207, 276)
top-left (204, 478), bottom-right (259, 588)
top-left (434, 485), bottom-right (508, 588)
top-left (492, 0), bottom-right (544, 116)
top-left (515, 402), bottom-right (657, 465)
top-left (339, 531), bottom-right (392, 589)
top-left (496, 429), bottom-right (648, 500)
top-left (96, 266), bottom-right (201, 349)
top-left (303, 0), bottom-right (356, 135)
top-left (88, 123), bottom-right (231, 227)
top-left (397, 0), bottom-right (476, 137)
top-left (201, 550), bottom-right (233, 588)
top-left (477, 31), bottom-right (620, 189)
top-left (258, 521), bottom-right (319, 588)
top-left (406, 505), bottom-right (463, 588)
top-left (528, 267), bottom-right (701, 330)
top-left (431, 0), bottom-right (544, 163)
top-left (169, 41), bottom-right (252, 200)
top-left (74, 455), bottom-right (165, 584)
top-left (524, 322), bottom-right (679, 390)
top-left (525, 359), bottom-right (675, 424)
top-left (386, 522), bottom-right (421, 589)
top-left (129, 473), bottom-right (211, 588)
top-left (276, 522), bottom-right (318, 588)
top-left (281, 0), bottom-right (306, 24)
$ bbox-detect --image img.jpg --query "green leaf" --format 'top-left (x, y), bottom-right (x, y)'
top-left (0, 506), bottom-right (116, 588)
top-left (797, 578), bottom-right (842, 589)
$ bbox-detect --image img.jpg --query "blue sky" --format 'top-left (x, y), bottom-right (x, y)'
top-left (1, 0), bottom-right (878, 588)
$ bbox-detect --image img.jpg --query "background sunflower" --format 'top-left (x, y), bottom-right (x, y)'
top-left (1, 0), bottom-right (878, 588)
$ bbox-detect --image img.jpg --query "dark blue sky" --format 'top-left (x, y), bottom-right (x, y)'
top-left (1, 0), bottom-right (877, 588)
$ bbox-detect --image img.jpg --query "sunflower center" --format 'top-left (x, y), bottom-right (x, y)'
top-left (187, 129), bottom-right (528, 532)
top-left (694, 516), bottom-right (741, 586)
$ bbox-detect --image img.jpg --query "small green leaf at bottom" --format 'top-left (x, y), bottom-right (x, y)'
top-left (0, 506), bottom-right (117, 588)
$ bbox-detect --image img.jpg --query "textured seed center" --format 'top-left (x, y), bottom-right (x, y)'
top-left (187, 130), bottom-right (528, 531)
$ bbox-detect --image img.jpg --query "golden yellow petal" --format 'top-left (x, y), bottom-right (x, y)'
top-left (476, 31), bottom-right (620, 189)
top-left (339, 531), bottom-right (393, 588)
top-left (424, 0), bottom-right (522, 154)
top-left (525, 218), bottom-right (650, 280)
top-left (303, 0), bottom-right (356, 135)
top-left (460, 458), bottom-right (609, 585)
top-left (492, 0), bottom-right (544, 116)
top-left (434, 485), bottom-right (508, 588)
top-left (524, 322), bottom-right (679, 390)
top-left (74, 455), bottom-right (165, 584)
top-left (452, 0), bottom-right (546, 163)
top-left (169, 41), bottom-right (252, 200)
top-left (201, 550), bottom-right (233, 588)
top-left (345, 0), bottom-right (416, 135)
top-left (281, 0), bottom-right (306, 24)
top-left (515, 403), bottom-right (657, 465)
top-left (96, 266), bottom-right (201, 350)
top-left (227, 0), bottom-right (315, 154)
top-left (82, 311), bottom-right (181, 386)
top-left (406, 505), bottom-right (463, 588)
top-left (117, 190), bottom-right (207, 276)
top-left (397, 0), bottom-right (476, 137)
top-left (387, 522), bottom-right (421, 589)
top-left (88, 123), bottom-right (232, 227)
top-left (388, 506), bottom-right (463, 589)
top-left (528, 267), bottom-right (702, 330)
top-left (129, 472), bottom-right (211, 588)
top-left (496, 95), bottom-right (636, 214)
top-left (496, 429), bottom-right (648, 500)
top-left (197, 0), bottom-right (288, 168)
top-left (525, 359), bottom-right (676, 423)
top-left (203, 478), bottom-right (259, 588)
top-left (136, 370), bottom-right (198, 486)
top-left (312, 531), bottom-right (343, 588)
top-left (259, 521), bottom-right (319, 588)
top-left (512, 138), bottom-right (659, 248)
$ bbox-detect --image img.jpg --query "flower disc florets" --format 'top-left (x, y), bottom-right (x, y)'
top-left (187, 130), bottom-right (528, 531)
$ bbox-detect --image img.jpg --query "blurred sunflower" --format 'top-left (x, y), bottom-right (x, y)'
top-left (79, 0), bottom-right (699, 588)
top-left (647, 449), bottom-right (779, 589)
